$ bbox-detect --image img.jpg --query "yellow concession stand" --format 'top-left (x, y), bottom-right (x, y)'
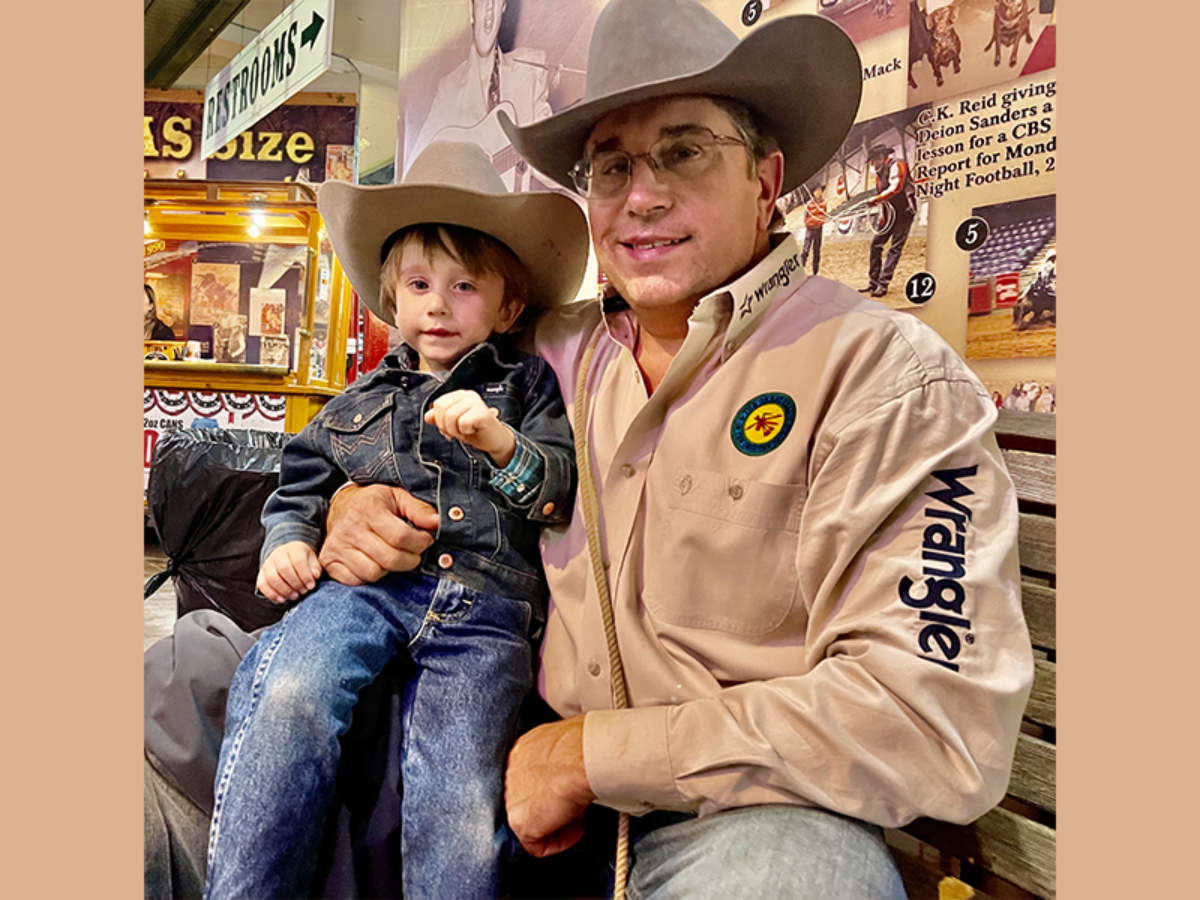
top-left (143, 179), bottom-right (353, 492)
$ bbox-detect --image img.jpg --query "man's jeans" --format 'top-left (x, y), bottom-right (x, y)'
top-left (512, 804), bottom-right (906, 900)
top-left (626, 806), bottom-right (907, 899)
top-left (868, 208), bottom-right (916, 290)
top-left (203, 572), bottom-right (533, 900)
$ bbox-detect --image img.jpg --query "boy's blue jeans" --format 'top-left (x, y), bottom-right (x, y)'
top-left (202, 571), bottom-right (533, 900)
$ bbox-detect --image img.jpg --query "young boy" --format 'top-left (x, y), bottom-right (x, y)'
top-left (202, 142), bottom-right (589, 900)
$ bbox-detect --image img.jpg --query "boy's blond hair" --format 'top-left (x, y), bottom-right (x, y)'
top-left (379, 224), bottom-right (530, 323)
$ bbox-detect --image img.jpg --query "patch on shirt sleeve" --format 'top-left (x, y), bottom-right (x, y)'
top-left (731, 392), bottom-right (797, 456)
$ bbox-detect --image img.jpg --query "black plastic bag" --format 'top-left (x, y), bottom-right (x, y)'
top-left (145, 428), bottom-right (292, 632)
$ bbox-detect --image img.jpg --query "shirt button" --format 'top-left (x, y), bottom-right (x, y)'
top-left (352, 413), bottom-right (363, 424)
top-left (729, 483), bottom-right (744, 500)
top-left (621, 464), bottom-right (635, 478)
top-left (724, 340), bottom-right (737, 354)
top-left (448, 506), bottom-right (465, 521)
top-left (588, 660), bottom-right (602, 677)
top-left (437, 553), bottom-right (454, 569)
top-left (541, 502), bottom-right (555, 516)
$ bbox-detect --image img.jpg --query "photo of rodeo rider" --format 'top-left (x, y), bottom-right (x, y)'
top-left (1013, 248), bottom-right (1055, 331)
top-left (860, 143), bottom-right (916, 297)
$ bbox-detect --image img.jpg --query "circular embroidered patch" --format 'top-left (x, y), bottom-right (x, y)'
top-left (731, 392), bottom-right (797, 456)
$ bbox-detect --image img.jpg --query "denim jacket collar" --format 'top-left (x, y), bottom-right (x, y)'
top-left (365, 335), bottom-right (523, 393)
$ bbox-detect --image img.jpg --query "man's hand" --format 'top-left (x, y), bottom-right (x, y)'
top-left (320, 483), bottom-right (439, 585)
top-left (505, 716), bottom-right (596, 857)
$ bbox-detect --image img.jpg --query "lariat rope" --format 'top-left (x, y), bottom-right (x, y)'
top-left (572, 323), bottom-right (632, 900)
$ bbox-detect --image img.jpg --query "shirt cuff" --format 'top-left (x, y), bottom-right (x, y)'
top-left (583, 707), bottom-right (688, 814)
top-left (487, 429), bottom-right (545, 505)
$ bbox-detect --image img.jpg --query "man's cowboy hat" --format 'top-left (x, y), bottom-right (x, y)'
top-left (868, 144), bottom-right (895, 160)
top-left (317, 141), bottom-right (589, 324)
top-left (497, 0), bottom-right (862, 195)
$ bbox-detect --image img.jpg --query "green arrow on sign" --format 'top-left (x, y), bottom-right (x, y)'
top-left (301, 12), bottom-right (325, 50)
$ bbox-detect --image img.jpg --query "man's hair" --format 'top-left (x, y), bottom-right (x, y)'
top-left (379, 223), bottom-right (529, 321)
top-left (709, 96), bottom-right (785, 231)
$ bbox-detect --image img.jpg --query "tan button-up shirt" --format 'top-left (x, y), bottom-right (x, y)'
top-left (533, 235), bottom-right (1033, 828)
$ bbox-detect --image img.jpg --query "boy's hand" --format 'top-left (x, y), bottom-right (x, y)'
top-left (258, 541), bottom-right (323, 603)
top-left (424, 390), bottom-right (517, 467)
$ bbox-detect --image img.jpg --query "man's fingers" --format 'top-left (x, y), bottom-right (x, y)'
top-left (519, 822), bottom-right (586, 858)
top-left (391, 487), bottom-right (440, 534)
top-left (319, 542), bottom-right (387, 585)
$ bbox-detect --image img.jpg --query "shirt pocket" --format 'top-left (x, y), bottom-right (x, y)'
top-left (644, 467), bottom-right (805, 636)
top-left (325, 395), bottom-right (403, 485)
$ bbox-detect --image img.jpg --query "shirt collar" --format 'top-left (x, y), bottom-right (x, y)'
top-left (596, 232), bottom-right (805, 355)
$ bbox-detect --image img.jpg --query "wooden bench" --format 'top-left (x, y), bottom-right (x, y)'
top-left (886, 408), bottom-right (1057, 900)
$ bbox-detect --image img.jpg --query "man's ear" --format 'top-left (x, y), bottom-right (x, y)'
top-left (755, 149), bottom-right (786, 233)
top-left (494, 296), bottom-right (527, 334)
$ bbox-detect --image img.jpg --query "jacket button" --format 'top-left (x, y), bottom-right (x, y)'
top-left (438, 553), bottom-right (454, 569)
top-left (352, 413), bottom-right (363, 424)
top-left (541, 502), bottom-right (555, 516)
top-left (729, 483), bottom-right (744, 500)
top-left (620, 464), bottom-right (635, 478)
top-left (448, 506), bottom-right (465, 521)
top-left (588, 660), bottom-right (601, 677)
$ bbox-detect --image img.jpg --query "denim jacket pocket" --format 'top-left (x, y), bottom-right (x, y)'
top-left (325, 395), bottom-right (403, 484)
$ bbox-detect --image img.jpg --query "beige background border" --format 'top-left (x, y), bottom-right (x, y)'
top-left (7, 1), bottom-right (1191, 896)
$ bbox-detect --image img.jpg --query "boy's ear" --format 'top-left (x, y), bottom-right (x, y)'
top-left (494, 296), bottom-right (526, 334)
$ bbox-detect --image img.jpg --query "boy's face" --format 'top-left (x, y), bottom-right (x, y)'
top-left (391, 240), bottom-right (523, 374)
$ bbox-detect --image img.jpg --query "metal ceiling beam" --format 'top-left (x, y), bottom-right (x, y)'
top-left (145, 0), bottom-right (255, 89)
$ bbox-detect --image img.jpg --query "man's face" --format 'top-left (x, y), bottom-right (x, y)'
top-left (584, 96), bottom-right (782, 322)
top-left (471, 0), bottom-right (505, 57)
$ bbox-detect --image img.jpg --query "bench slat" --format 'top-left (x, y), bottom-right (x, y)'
top-left (996, 409), bottom-right (1056, 444)
top-left (903, 805), bottom-right (1056, 899)
top-left (1021, 582), bottom-right (1056, 651)
top-left (1025, 658), bottom-right (1056, 729)
top-left (1018, 513), bottom-right (1056, 575)
top-left (1002, 449), bottom-right (1056, 506)
top-left (1008, 732), bottom-right (1055, 813)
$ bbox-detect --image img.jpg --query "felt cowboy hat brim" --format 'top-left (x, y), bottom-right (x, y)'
top-left (498, 0), bottom-right (862, 196)
top-left (317, 141), bottom-right (590, 325)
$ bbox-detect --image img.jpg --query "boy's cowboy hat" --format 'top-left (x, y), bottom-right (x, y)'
top-left (317, 141), bottom-right (589, 324)
top-left (498, 0), bottom-right (862, 196)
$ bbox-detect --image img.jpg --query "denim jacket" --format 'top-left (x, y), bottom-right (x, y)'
top-left (261, 336), bottom-right (576, 619)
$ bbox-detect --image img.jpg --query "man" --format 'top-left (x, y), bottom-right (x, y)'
top-left (800, 184), bottom-right (827, 275)
top-left (862, 142), bottom-right (916, 297)
top-left (322, 1), bottom-right (1033, 897)
top-left (409, 0), bottom-right (553, 191)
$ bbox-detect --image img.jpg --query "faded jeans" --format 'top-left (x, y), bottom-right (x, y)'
top-left (512, 803), bottom-right (906, 900)
top-left (203, 571), bottom-right (533, 900)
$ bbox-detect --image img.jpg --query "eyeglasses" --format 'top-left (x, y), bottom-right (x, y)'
top-left (569, 127), bottom-right (748, 199)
